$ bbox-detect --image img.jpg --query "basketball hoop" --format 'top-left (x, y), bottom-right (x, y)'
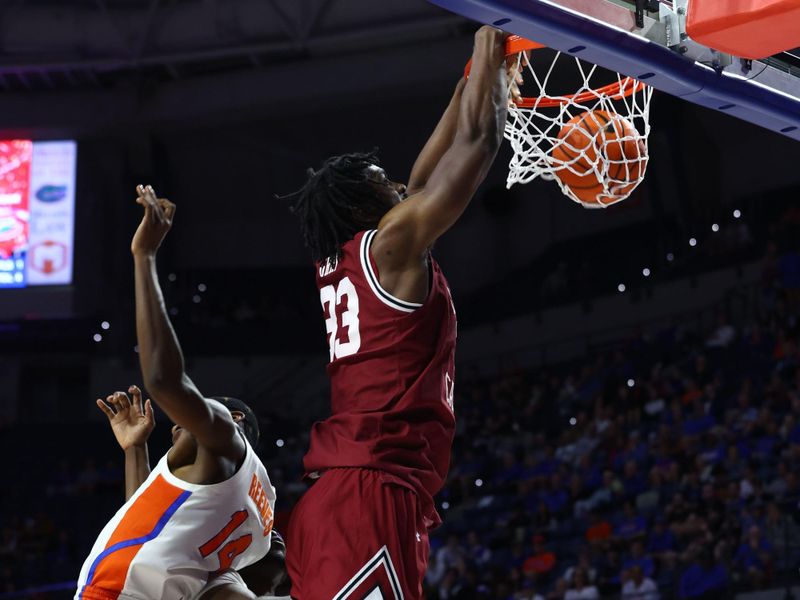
top-left (469, 36), bottom-right (653, 208)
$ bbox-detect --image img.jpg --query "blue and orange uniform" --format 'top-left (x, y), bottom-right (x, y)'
top-left (75, 436), bottom-right (275, 600)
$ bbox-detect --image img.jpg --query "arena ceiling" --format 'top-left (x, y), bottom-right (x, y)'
top-left (0, 0), bottom-right (479, 133)
top-left (0, 0), bottom-right (469, 92)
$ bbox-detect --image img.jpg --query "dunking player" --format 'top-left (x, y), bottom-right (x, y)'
top-left (288, 26), bottom-right (515, 599)
top-left (97, 386), bottom-right (290, 599)
top-left (75, 186), bottom-right (277, 600)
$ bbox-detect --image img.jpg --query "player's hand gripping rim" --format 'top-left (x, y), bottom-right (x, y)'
top-left (507, 50), bottom-right (529, 106)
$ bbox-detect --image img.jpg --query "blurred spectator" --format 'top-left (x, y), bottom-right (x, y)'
top-left (561, 547), bottom-right (597, 585)
top-left (762, 501), bottom-right (799, 568)
top-left (465, 530), bottom-right (492, 567)
top-left (647, 517), bottom-right (677, 567)
top-left (705, 316), bottom-right (736, 348)
top-left (585, 512), bottom-right (612, 545)
top-left (425, 553), bottom-right (447, 590)
top-left (622, 565), bottom-right (659, 600)
top-left (615, 502), bottom-right (647, 541)
top-left (622, 541), bottom-right (655, 579)
top-left (679, 552), bottom-right (728, 599)
top-left (437, 534), bottom-right (466, 572)
top-left (438, 568), bottom-right (465, 600)
top-left (733, 525), bottom-right (772, 588)
top-left (523, 535), bottom-right (557, 581)
top-left (563, 568), bottom-right (599, 600)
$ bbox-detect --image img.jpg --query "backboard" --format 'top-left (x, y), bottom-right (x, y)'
top-left (427, 0), bottom-right (800, 141)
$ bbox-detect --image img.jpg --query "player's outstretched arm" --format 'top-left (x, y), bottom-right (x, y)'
top-left (132, 185), bottom-right (243, 459)
top-left (406, 77), bottom-right (466, 197)
top-left (96, 386), bottom-right (155, 500)
top-left (376, 26), bottom-right (509, 262)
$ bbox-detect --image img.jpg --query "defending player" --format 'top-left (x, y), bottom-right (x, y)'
top-left (287, 26), bottom-right (514, 599)
top-left (96, 386), bottom-right (290, 600)
top-left (75, 186), bottom-right (277, 600)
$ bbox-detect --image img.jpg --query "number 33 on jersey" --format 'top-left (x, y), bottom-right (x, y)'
top-left (320, 276), bottom-right (361, 361)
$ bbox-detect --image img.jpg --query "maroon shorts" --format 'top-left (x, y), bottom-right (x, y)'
top-left (286, 468), bottom-right (429, 600)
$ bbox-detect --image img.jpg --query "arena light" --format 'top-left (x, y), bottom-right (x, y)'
top-left (617, 283), bottom-right (626, 293)
top-left (198, 283), bottom-right (207, 292)
top-left (168, 273), bottom-right (177, 282)
top-left (192, 295), bottom-right (201, 304)
top-left (442, 501), bottom-right (450, 510)
top-left (627, 378), bottom-right (635, 388)
top-left (169, 307), bottom-right (179, 315)
top-left (475, 478), bottom-right (484, 487)
top-left (101, 321), bottom-right (110, 330)
top-left (711, 223), bottom-right (720, 232)
top-left (276, 439), bottom-right (285, 448)
top-left (666, 253), bottom-right (675, 262)
top-left (733, 209), bottom-right (742, 219)
top-left (689, 238), bottom-right (697, 247)
top-left (93, 333), bottom-right (102, 343)
top-left (569, 417), bottom-right (577, 426)
top-left (642, 268), bottom-right (651, 277)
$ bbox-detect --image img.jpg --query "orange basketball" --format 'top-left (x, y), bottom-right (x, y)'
top-left (550, 110), bottom-right (647, 206)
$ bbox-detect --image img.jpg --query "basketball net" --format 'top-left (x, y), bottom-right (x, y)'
top-left (504, 46), bottom-right (653, 208)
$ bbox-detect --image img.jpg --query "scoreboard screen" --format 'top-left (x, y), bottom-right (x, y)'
top-left (0, 140), bottom-right (76, 288)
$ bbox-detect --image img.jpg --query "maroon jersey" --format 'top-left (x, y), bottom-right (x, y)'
top-left (304, 229), bottom-right (457, 527)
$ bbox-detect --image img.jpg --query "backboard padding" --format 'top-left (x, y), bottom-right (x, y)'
top-left (428, 0), bottom-right (800, 140)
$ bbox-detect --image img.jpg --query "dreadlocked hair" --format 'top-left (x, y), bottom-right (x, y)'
top-left (288, 150), bottom-right (385, 264)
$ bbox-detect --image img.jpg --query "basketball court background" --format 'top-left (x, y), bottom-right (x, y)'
top-left (0, 1), bottom-right (798, 598)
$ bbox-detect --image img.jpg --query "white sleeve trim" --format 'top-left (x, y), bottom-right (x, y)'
top-left (359, 229), bottom-right (422, 313)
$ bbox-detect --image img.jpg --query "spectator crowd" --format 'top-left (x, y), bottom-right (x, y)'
top-left (422, 241), bottom-right (800, 598)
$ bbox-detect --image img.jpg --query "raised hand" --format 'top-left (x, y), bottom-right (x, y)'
top-left (131, 184), bottom-right (176, 257)
top-left (96, 386), bottom-right (156, 451)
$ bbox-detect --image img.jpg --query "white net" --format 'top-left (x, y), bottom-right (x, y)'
top-left (505, 51), bottom-right (653, 208)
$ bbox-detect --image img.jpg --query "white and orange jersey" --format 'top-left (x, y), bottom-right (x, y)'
top-left (75, 435), bottom-right (276, 600)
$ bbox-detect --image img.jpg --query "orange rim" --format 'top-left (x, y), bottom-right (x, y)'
top-left (464, 35), bottom-right (646, 108)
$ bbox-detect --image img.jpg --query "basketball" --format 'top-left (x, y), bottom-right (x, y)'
top-left (550, 110), bottom-right (647, 206)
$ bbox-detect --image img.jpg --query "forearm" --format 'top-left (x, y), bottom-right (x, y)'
top-left (124, 444), bottom-right (151, 501)
top-left (133, 253), bottom-right (217, 440)
top-left (458, 30), bottom-right (507, 145)
top-left (134, 254), bottom-right (188, 393)
top-left (407, 78), bottom-right (467, 195)
top-left (377, 32), bottom-right (509, 254)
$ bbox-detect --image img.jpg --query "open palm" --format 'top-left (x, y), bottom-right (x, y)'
top-left (97, 386), bottom-right (155, 450)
